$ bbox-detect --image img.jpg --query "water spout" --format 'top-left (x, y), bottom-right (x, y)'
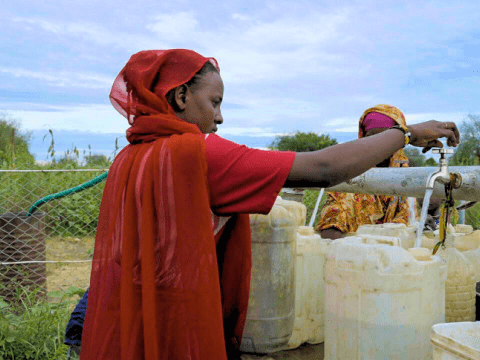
top-left (425, 149), bottom-right (454, 189)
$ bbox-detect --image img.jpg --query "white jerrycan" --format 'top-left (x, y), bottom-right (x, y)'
top-left (240, 197), bottom-right (305, 353)
top-left (324, 237), bottom-right (446, 360)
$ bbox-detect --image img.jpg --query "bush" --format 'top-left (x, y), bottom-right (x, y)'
top-left (0, 115), bottom-right (35, 168)
top-left (465, 202), bottom-right (480, 230)
top-left (0, 286), bottom-right (84, 360)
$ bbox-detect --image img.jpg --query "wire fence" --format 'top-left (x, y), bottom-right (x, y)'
top-left (1, 169), bottom-right (479, 303)
top-left (0, 168), bottom-right (106, 302)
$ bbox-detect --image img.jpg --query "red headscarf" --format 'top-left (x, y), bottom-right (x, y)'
top-left (81, 50), bottom-right (251, 360)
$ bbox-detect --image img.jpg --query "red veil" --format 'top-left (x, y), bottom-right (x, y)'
top-left (81, 50), bottom-right (251, 359)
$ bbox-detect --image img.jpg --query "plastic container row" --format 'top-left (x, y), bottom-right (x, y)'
top-left (240, 197), bottom-right (479, 359)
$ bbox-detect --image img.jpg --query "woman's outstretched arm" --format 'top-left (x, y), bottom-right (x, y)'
top-left (285, 120), bottom-right (460, 188)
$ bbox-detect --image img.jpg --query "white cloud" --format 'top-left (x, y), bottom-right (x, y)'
top-left (324, 116), bottom-right (359, 131)
top-left (4, 104), bottom-right (129, 134)
top-left (334, 126), bottom-right (358, 132)
top-left (13, 17), bottom-right (62, 33)
top-left (404, 112), bottom-right (469, 125)
top-left (14, 4), bottom-right (475, 90)
top-left (146, 12), bottom-right (199, 41)
top-left (217, 126), bottom-right (281, 137)
top-left (1, 100), bottom-right (472, 145)
top-left (4, 1), bottom-right (480, 142)
top-left (12, 17), bottom-right (161, 51)
top-left (140, 8), bottom-right (352, 84)
top-left (0, 67), bottom-right (112, 89)
top-left (232, 13), bottom-right (251, 21)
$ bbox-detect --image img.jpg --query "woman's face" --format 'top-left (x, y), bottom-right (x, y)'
top-left (183, 71), bottom-right (224, 134)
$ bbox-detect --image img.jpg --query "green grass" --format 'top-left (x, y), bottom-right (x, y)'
top-left (0, 286), bottom-right (85, 360)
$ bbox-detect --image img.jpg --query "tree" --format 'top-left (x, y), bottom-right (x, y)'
top-left (0, 113), bottom-right (35, 168)
top-left (424, 157), bottom-right (437, 166)
top-left (269, 131), bottom-right (337, 152)
top-left (403, 147), bottom-right (425, 167)
top-left (450, 114), bottom-right (480, 166)
top-left (404, 146), bottom-right (437, 167)
top-left (84, 154), bottom-right (111, 168)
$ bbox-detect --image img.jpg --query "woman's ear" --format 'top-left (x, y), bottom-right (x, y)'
top-left (173, 85), bottom-right (188, 111)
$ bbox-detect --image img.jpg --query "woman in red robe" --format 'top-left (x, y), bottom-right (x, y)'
top-left (80, 49), bottom-right (459, 360)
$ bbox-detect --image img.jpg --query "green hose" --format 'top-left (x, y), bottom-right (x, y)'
top-left (27, 171), bottom-right (108, 216)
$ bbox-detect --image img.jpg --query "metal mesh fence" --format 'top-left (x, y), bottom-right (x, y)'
top-left (0, 168), bottom-right (106, 301)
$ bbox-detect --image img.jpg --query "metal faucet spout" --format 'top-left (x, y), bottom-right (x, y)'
top-left (426, 168), bottom-right (450, 189)
top-left (425, 148), bottom-right (454, 189)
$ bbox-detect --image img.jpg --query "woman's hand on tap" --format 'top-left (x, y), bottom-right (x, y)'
top-left (407, 120), bottom-right (460, 153)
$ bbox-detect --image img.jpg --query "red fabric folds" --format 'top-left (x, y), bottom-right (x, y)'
top-left (81, 50), bottom-right (251, 360)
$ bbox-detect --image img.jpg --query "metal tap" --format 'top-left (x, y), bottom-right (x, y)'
top-left (425, 148), bottom-right (455, 189)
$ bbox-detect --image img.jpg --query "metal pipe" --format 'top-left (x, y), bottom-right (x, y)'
top-left (309, 166), bottom-right (480, 202)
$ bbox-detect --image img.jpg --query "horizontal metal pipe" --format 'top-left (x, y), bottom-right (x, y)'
top-left (310, 166), bottom-right (480, 201)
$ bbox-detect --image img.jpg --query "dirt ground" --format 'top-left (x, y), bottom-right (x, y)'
top-left (45, 236), bottom-right (93, 293)
top-left (240, 343), bottom-right (324, 360)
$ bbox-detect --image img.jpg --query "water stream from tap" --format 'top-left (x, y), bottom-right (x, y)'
top-left (415, 188), bottom-right (434, 248)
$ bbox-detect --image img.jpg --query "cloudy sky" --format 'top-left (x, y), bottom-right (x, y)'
top-left (1, 0), bottom-right (479, 159)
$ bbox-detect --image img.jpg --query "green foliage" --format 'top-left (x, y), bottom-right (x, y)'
top-left (424, 157), bottom-right (437, 166)
top-left (56, 189), bottom-right (103, 236)
top-left (404, 147), bottom-right (424, 166)
top-left (43, 130), bottom-right (112, 169)
top-left (302, 189), bottom-right (328, 226)
top-left (464, 201), bottom-right (480, 230)
top-left (0, 114), bottom-right (35, 168)
top-left (0, 286), bottom-right (84, 360)
top-left (0, 168), bottom-right (106, 236)
top-left (84, 154), bottom-right (110, 168)
top-left (450, 114), bottom-right (480, 166)
top-left (0, 127), bottom-right (109, 237)
top-left (403, 146), bottom-right (437, 167)
top-left (269, 131), bottom-right (337, 152)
